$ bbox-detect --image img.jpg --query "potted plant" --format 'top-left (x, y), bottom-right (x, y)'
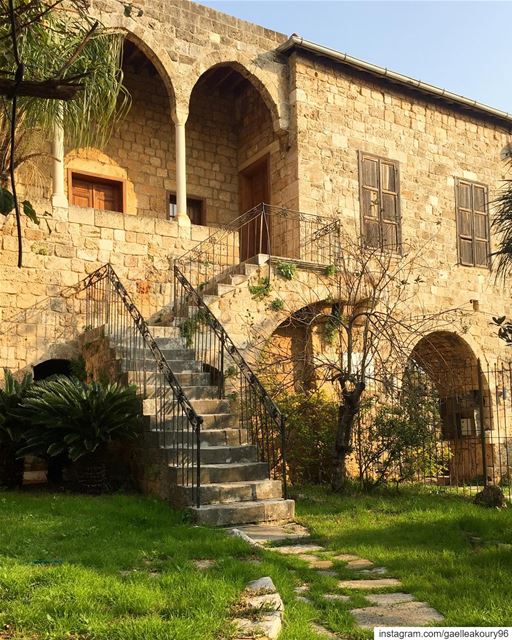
top-left (0, 370), bottom-right (33, 489)
top-left (19, 377), bottom-right (141, 494)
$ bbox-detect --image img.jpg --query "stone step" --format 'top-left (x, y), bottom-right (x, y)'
top-left (215, 283), bottom-right (235, 296)
top-left (143, 397), bottom-right (232, 416)
top-left (118, 347), bottom-right (196, 361)
top-left (189, 498), bottom-right (295, 526)
top-left (148, 326), bottom-right (181, 338)
top-left (123, 370), bottom-right (212, 387)
top-left (141, 384), bottom-right (218, 399)
top-left (170, 461), bottom-right (269, 484)
top-left (177, 479), bottom-right (283, 505)
top-left (150, 427), bottom-right (249, 447)
top-left (121, 358), bottom-right (202, 372)
top-left (154, 413), bottom-right (239, 430)
top-left (163, 444), bottom-right (258, 465)
top-left (189, 398), bottom-right (233, 414)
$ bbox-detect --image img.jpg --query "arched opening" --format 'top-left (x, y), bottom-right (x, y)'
top-left (33, 358), bottom-right (72, 381)
top-left (188, 63), bottom-right (285, 253)
top-left (409, 331), bottom-right (493, 485)
top-left (30, 358), bottom-right (73, 485)
top-left (66, 37), bottom-right (176, 218)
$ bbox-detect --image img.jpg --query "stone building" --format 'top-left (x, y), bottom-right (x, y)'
top-left (2, 0), bottom-right (512, 517)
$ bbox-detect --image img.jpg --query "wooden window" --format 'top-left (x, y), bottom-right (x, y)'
top-left (70, 172), bottom-right (124, 212)
top-left (168, 193), bottom-right (204, 225)
top-left (359, 152), bottom-right (401, 251)
top-left (455, 179), bottom-right (490, 267)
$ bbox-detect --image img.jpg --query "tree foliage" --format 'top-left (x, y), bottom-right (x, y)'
top-left (0, 0), bottom-right (129, 265)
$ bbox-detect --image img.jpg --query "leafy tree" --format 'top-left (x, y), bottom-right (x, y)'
top-left (0, 0), bottom-right (129, 266)
top-left (255, 229), bottom-right (464, 490)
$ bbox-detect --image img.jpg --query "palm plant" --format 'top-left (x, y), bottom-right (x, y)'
top-left (20, 377), bottom-right (141, 493)
top-left (492, 170), bottom-right (512, 278)
top-left (0, 370), bottom-right (33, 488)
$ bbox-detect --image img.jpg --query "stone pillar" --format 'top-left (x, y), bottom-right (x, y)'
top-left (173, 107), bottom-right (190, 226)
top-left (51, 105), bottom-right (68, 209)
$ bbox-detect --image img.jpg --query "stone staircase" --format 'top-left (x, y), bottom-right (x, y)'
top-left (115, 323), bottom-right (294, 526)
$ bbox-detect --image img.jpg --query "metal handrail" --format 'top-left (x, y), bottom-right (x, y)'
top-left (83, 264), bottom-right (203, 506)
top-left (174, 264), bottom-right (288, 498)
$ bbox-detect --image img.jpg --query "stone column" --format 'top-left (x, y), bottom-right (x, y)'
top-left (51, 105), bottom-right (68, 209)
top-left (173, 107), bottom-right (190, 225)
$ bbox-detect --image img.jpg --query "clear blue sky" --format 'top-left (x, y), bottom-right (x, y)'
top-left (198, 1), bottom-right (512, 113)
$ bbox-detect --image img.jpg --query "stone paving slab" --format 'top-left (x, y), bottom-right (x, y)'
top-left (351, 600), bottom-right (444, 629)
top-left (338, 578), bottom-right (402, 590)
top-left (272, 543), bottom-right (324, 555)
top-left (235, 523), bottom-right (309, 543)
top-left (365, 592), bottom-right (415, 606)
top-left (346, 558), bottom-right (374, 570)
top-left (333, 553), bottom-right (360, 562)
top-left (297, 554), bottom-right (335, 569)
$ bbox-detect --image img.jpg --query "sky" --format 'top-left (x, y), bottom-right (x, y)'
top-left (198, 1), bottom-right (512, 113)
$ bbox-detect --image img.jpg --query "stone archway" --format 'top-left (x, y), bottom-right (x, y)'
top-left (409, 331), bottom-right (492, 484)
top-left (186, 62), bottom-right (280, 229)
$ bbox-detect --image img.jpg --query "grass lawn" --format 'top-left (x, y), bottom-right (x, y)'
top-left (0, 487), bottom-right (511, 639)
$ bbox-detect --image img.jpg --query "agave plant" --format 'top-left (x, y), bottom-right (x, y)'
top-left (0, 370), bottom-right (33, 488)
top-left (20, 377), bottom-right (141, 493)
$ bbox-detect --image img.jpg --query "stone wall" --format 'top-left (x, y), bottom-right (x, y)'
top-left (292, 51), bottom-right (512, 366)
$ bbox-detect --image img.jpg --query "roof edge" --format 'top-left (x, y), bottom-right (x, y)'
top-left (277, 35), bottom-right (512, 127)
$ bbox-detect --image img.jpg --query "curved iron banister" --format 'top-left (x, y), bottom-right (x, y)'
top-left (174, 264), bottom-right (287, 497)
top-left (83, 263), bottom-right (203, 506)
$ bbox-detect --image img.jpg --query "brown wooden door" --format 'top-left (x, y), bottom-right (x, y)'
top-left (70, 173), bottom-right (123, 212)
top-left (239, 156), bottom-right (270, 261)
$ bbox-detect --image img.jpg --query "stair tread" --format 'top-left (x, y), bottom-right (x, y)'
top-left (191, 498), bottom-right (292, 511)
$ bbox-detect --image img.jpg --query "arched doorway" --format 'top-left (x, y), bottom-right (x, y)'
top-left (188, 63), bottom-right (280, 257)
top-left (33, 358), bottom-right (72, 381)
top-left (409, 332), bottom-right (492, 485)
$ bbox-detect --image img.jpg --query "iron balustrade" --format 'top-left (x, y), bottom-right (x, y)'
top-left (83, 264), bottom-right (203, 507)
top-left (173, 264), bottom-right (288, 497)
top-left (176, 203), bottom-right (342, 294)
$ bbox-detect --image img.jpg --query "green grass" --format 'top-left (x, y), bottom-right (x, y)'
top-left (293, 485), bottom-right (512, 628)
top-left (0, 486), bottom-right (511, 639)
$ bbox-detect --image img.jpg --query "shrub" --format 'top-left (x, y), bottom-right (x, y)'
top-left (270, 298), bottom-right (284, 312)
top-left (248, 277), bottom-right (271, 300)
top-left (276, 261), bottom-right (297, 280)
top-left (0, 370), bottom-right (33, 488)
top-left (278, 391), bottom-right (337, 485)
top-left (19, 377), bottom-right (141, 493)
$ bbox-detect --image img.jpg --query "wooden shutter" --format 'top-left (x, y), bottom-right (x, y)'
top-left (169, 193), bottom-right (204, 225)
top-left (380, 160), bottom-right (400, 251)
top-left (359, 153), bottom-right (401, 251)
top-left (456, 179), bottom-right (489, 267)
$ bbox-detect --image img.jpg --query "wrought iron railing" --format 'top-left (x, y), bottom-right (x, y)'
top-left (83, 264), bottom-right (203, 506)
top-left (176, 203), bottom-right (341, 294)
top-left (174, 264), bottom-right (288, 497)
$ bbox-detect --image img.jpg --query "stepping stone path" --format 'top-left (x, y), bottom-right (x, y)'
top-left (232, 576), bottom-right (284, 640)
top-left (236, 523), bottom-right (444, 636)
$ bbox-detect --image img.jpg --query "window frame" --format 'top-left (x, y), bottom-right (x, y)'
top-left (454, 177), bottom-right (491, 268)
top-left (167, 191), bottom-right (206, 226)
top-left (358, 151), bottom-right (402, 253)
top-left (68, 170), bottom-right (126, 213)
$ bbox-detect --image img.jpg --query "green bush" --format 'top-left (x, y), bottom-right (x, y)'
top-left (248, 277), bottom-right (271, 300)
top-left (279, 391), bottom-right (337, 485)
top-left (276, 261), bottom-right (297, 280)
top-left (19, 377), bottom-right (141, 462)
